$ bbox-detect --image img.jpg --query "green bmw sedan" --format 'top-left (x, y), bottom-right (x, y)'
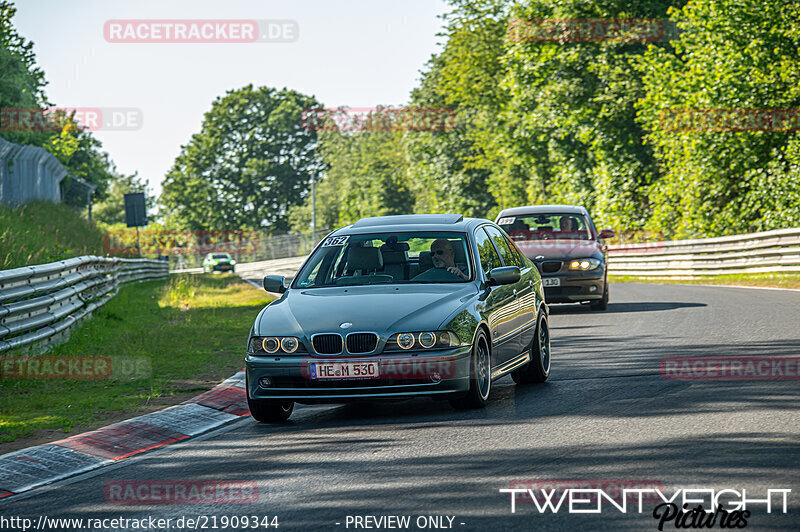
top-left (245, 214), bottom-right (551, 422)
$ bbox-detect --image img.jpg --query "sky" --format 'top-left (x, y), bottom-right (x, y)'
top-left (12, 0), bottom-right (450, 196)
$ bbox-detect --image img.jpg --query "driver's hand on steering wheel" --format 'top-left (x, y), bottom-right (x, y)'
top-left (447, 266), bottom-right (468, 280)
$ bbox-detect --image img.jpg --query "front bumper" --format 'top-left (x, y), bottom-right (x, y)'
top-left (209, 263), bottom-right (234, 272)
top-left (542, 269), bottom-right (605, 303)
top-left (246, 346), bottom-right (472, 403)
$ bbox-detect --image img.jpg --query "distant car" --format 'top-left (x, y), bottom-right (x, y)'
top-left (496, 205), bottom-right (614, 311)
top-left (245, 214), bottom-right (551, 422)
top-left (202, 252), bottom-right (236, 273)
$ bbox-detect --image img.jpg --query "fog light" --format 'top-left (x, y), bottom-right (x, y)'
top-left (589, 285), bottom-right (597, 293)
top-left (258, 377), bottom-right (272, 388)
top-left (430, 372), bottom-right (441, 383)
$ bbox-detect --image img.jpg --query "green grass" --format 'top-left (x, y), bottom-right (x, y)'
top-left (0, 201), bottom-right (105, 270)
top-left (0, 274), bottom-right (273, 447)
top-left (610, 272), bottom-right (800, 289)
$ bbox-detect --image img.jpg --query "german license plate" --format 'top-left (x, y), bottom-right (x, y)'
top-left (542, 277), bottom-right (561, 287)
top-left (310, 361), bottom-right (379, 380)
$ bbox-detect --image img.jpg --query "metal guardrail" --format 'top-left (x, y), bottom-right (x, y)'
top-left (607, 227), bottom-right (800, 276)
top-left (0, 256), bottom-right (168, 353)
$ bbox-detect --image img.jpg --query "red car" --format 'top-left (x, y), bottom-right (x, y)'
top-left (496, 205), bottom-right (615, 310)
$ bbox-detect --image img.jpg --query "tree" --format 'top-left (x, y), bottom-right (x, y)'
top-left (93, 171), bottom-right (154, 226)
top-left (0, 0), bottom-right (48, 148)
top-left (288, 110), bottom-right (414, 231)
top-left (406, 0), bottom-right (506, 219)
top-left (57, 125), bottom-right (116, 206)
top-left (479, 0), bottom-right (684, 232)
top-left (160, 85), bottom-right (323, 231)
top-left (1, 2), bottom-right (116, 208)
top-left (638, 0), bottom-right (800, 237)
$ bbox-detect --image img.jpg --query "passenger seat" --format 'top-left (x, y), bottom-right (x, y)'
top-left (380, 246), bottom-right (409, 282)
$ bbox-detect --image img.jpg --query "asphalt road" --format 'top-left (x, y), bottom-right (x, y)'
top-left (2, 282), bottom-right (799, 531)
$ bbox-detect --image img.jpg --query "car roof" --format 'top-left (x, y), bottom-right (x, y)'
top-left (333, 214), bottom-right (489, 235)
top-left (496, 204), bottom-right (590, 218)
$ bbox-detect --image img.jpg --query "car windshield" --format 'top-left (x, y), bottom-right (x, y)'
top-left (212, 254), bottom-right (230, 259)
top-left (498, 213), bottom-right (592, 241)
top-left (293, 232), bottom-right (472, 288)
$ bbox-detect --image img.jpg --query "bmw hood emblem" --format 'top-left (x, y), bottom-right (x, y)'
top-left (340, 322), bottom-right (352, 329)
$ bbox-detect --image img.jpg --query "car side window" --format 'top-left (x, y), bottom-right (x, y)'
top-left (475, 228), bottom-right (502, 276)
top-left (506, 237), bottom-right (529, 268)
top-left (485, 226), bottom-right (521, 268)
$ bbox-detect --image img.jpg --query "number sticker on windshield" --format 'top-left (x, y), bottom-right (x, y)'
top-left (497, 217), bottom-right (515, 225)
top-left (321, 236), bottom-right (349, 247)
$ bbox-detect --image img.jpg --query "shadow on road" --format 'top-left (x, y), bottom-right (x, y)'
top-left (550, 301), bottom-right (707, 314)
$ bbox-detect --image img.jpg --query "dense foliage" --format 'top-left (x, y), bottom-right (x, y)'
top-left (287, 0), bottom-right (799, 239)
top-left (0, 1), bottom-right (119, 208)
top-left (160, 85), bottom-right (322, 231)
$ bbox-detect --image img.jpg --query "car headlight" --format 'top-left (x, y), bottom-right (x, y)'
top-left (397, 333), bottom-right (415, 349)
top-left (280, 337), bottom-right (298, 353)
top-left (568, 258), bottom-right (602, 271)
top-left (230, 260), bottom-right (236, 265)
top-left (385, 331), bottom-right (463, 352)
top-left (249, 336), bottom-right (305, 354)
top-left (262, 337), bottom-right (280, 353)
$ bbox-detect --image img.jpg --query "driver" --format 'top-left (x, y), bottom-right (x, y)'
top-left (559, 216), bottom-right (576, 232)
top-left (412, 239), bottom-right (468, 281)
top-left (430, 239), bottom-right (468, 280)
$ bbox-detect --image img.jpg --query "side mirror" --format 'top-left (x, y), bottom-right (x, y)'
top-left (488, 266), bottom-right (521, 286)
top-left (263, 275), bottom-right (286, 294)
top-left (598, 229), bottom-right (616, 239)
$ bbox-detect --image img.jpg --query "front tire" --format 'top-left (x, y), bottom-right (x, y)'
top-left (450, 329), bottom-right (491, 410)
top-left (511, 312), bottom-right (551, 384)
top-left (248, 396), bottom-right (294, 422)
